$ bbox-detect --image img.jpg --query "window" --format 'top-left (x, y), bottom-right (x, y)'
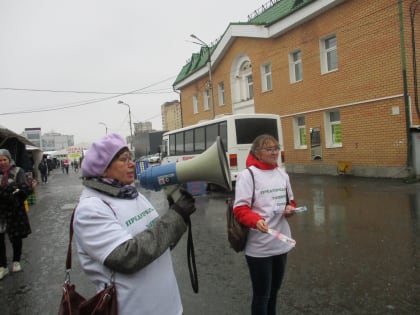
top-left (320, 35), bottom-right (338, 73)
top-left (324, 110), bottom-right (342, 147)
top-left (194, 127), bottom-right (205, 152)
top-left (247, 75), bottom-right (254, 100)
top-left (193, 94), bottom-right (198, 114)
top-left (203, 90), bottom-right (210, 111)
top-left (261, 63), bottom-right (272, 91)
top-left (218, 82), bottom-right (225, 106)
top-left (294, 116), bottom-right (307, 148)
top-left (236, 60), bottom-right (253, 102)
top-left (289, 50), bottom-right (302, 83)
top-left (184, 130), bottom-right (194, 154)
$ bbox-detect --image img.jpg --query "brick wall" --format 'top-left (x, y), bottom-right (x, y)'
top-left (178, 0), bottom-right (419, 177)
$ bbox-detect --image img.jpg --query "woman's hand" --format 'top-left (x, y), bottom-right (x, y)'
top-left (284, 204), bottom-right (296, 218)
top-left (256, 219), bottom-right (268, 233)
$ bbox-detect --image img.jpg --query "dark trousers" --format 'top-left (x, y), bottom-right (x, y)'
top-left (0, 233), bottom-right (23, 267)
top-left (41, 173), bottom-right (48, 183)
top-left (246, 253), bottom-right (288, 315)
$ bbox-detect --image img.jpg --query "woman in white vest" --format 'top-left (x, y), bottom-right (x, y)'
top-left (233, 134), bottom-right (297, 315)
top-left (74, 133), bottom-right (195, 315)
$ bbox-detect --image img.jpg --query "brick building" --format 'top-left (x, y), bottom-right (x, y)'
top-left (173, 0), bottom-right (420, 178)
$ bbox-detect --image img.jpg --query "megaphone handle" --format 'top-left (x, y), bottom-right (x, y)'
top-left (163, 184), bottom-right (183, 203)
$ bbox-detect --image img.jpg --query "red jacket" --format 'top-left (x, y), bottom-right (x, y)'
top-left (233, 153), bottom-right (296, 228)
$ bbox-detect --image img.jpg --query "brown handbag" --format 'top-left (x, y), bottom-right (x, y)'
top-left (226, 168), bottom-right (255, 252)
top-left (58, 208), bottom-right (118, 315)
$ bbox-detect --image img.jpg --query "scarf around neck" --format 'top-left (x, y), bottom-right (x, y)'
top-left (83, 177), bottom-right (139, 199)
top-left (0, 165), bottom-right (14, 187)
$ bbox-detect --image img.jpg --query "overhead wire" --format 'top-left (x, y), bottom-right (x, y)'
top-left (0, 75), bottom-right (177, 115)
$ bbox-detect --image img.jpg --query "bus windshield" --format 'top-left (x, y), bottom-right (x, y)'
top-left (235, 118), bottom-right (279, 144)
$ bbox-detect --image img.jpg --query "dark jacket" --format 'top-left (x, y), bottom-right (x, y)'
top-left (0, 166), bottom-right (32, 240)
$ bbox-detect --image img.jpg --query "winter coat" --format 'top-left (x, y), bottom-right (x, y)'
top-left (0, 166), bottom-right (32, 240)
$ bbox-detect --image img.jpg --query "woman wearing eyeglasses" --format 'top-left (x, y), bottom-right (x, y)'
top-left (73, 133), bottom-right (196, 315)
top-left (233, 134), bottom-right (297, 315)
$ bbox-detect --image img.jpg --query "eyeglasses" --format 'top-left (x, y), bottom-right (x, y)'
top-left (261, 147), bottom-right (280, 153)
top-left (117, 154), bottom-right (134, 164)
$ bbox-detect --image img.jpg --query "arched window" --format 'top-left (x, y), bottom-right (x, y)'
top-left (230, 55), bottom-right (255, 114)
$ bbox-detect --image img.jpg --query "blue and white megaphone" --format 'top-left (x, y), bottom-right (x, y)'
top-left (139, 136), bottom-right (232, 200)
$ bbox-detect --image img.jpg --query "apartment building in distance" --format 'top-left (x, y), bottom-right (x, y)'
top-left (173, 0), bottom-right (420, 178)
top-left (161, 100), bottom-right (182, 131)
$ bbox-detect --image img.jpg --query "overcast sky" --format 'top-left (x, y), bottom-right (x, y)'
top-left (0, 0), bottom-right (265, 145)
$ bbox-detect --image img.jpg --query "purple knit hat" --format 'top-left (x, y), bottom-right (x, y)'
top-left (82, 133), bottom-right (128, 177)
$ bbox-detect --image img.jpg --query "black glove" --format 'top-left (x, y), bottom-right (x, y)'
top-left (167, 187), bottom-right (196, 222)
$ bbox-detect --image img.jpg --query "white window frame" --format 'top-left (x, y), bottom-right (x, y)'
top-left (320, 34), bottom-right (338, 74)
top-left (293, 116), bottom-right (307, 149)
top-left (261, 63), bottom-right (272, 92)
top-left (193, 94), bottom-right (198, 114)
top-left (247, 75), bottom-right (254, 100)
top-left (289, 49), bottom-right (302, 83)
top-left (203, 90), bottom-right (210, 111)
top-left (218, 82), bottom-right (225, 106)
top-left (324, 110), bottom-right (342, 148)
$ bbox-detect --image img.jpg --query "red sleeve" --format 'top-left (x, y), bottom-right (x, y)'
top-left (233, 205), bottom-right (262, 228)
top-left (289, 199), bottom-right (297, 208)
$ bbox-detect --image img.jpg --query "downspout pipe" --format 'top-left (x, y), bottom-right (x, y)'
top-left (410, 0), bottom-right (420, 118)
top-left (398, 0), bottom-right (414, 177)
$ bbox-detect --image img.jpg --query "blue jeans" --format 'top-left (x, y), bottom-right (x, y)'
top-left (246, 253), bottom-right (288, 315)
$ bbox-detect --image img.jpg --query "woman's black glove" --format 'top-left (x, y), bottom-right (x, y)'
top-left (167, 187), bottom-right (196, 222)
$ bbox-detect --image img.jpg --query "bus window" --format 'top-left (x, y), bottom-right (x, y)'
top-left (205, 123), bottom-right (218, 149)
top-left (175, 132), bottom-right (184, 154)
top-left (169, 134), bottom-right (176, 155)
top-left (235, 118), bottom-right (278, 144)
top-left (219, 121), bottom-right (228, 152)
top-left (194, 127), bottom-right (205, 153)
top-left (185, 129), bottom-right (194, 154)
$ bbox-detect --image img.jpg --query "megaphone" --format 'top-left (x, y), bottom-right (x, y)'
top-left (139, 136), bottom-right (232, 195)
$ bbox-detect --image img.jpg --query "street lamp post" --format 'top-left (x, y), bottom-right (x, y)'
top-left (98, 122), bottom-right (108, 135)
top-left (117, 100), bottom-right (134, 151)
top-left (190, 34), bottom-right (215, 119)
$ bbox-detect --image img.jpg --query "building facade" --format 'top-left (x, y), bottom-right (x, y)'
top-left (23, 128), bottom-right (42, 149)
top-left (134, 121), bottom-right (153, 134)
top-left (41, 132), bottom-right (74, 151)
top-left (173, 0), bottom-right (420, 178)
top-left (161, 100), bottom-right (182, 131)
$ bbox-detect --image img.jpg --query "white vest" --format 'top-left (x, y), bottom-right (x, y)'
top-left (234, 166), bottom-right (294, 257)
top-left (74, 187), bottom-right (182, 315)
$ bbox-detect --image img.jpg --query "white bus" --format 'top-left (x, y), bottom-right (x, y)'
top-left (160, 113), bottom-right (284, 183)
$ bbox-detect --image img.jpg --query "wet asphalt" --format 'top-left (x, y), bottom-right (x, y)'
top-left (0, 167), bottom-right (419, 315)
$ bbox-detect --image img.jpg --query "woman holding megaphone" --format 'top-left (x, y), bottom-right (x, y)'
top-left (233, 134), bottom-right (297, 315)
top-left (73, 133), bottom-right (196, 315)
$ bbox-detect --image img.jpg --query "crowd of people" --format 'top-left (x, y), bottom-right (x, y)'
top-left (0, 133), bottom-right (298, 315)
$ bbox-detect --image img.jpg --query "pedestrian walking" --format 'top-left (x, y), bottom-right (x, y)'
top-left (233, 134), bottom-right (297, 315)
top-left (73, 133), bottom-right (196, 314)
top-left (63, 159), bottom-right (69, 175)
top-left (0, 149), bottom-right (32, 280)
top-left (73, 160), bottom-right (79, 173)
top-left (38, 159), bottom-right (48, 183)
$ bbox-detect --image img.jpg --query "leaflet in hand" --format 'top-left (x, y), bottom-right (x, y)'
top-left (267, 229), bottom-right (296, 247)
top-left (293, 206), bottom-right (308, 213)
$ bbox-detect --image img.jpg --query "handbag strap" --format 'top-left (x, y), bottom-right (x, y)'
top-left (65, 201), bottom-right (115, 282)
top-left (247, 168), bottom-right (255, 208)
top-left (65, 206), bottom-right (76, 271)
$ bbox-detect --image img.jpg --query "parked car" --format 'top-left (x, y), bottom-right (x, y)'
top-left (148, 153), bottom-right (161, 163)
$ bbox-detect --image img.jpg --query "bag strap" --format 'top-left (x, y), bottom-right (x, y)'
top-left (65, 207), bottom-right (76, 271)
top-left (65, 201), bottom-right (115, 283)
top-left (247, 168), bottom-right (255, 208)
